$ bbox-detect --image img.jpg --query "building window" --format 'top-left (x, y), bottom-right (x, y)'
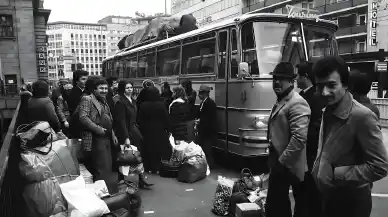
top-left (359, 14), bottom-right (366, 26)
top-left (357, 41), bottom-right (366, 53)
top-left (0, 15), bottom-right (13, 37)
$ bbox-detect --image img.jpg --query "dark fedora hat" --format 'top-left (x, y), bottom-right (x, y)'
top-left (270, 62), bottom-right (296, 78)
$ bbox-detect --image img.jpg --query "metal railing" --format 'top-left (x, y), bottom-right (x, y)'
top-left (0, 84), bottom-right (20, 97)
top-left (0, 101), bottom-right (21, 217)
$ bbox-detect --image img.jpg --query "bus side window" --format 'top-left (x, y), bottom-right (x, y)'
top-left (157, 46), bottom-right (180, 76)
top-left (138, 56), bottom-right (147, 78)
top-left (129, 55), bottom-right (137, 78)
top-left (218, 31), bottom-right (228, 79)
top-left (182, 36), bottom-right (216, 74)
top-left (230, 29), bottom-right (238, 78)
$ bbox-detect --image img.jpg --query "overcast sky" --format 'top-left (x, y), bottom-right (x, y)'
top-left (44, 0), bottom-right (172, 23)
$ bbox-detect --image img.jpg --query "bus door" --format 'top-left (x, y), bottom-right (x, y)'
top-left (215, 29), bottom-right (229, 152)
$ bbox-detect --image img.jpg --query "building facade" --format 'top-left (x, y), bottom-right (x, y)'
top-left (46, 22), bottom-right (108, 80)
top-left (171, 0), bottom-right (241, 26)
top-left (0, 0), bottom-right (50, 88)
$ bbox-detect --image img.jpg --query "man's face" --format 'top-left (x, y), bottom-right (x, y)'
top-left (112, 80), bottom-right (118, 89)
top-left (198, 91), bottom-right (207, 101)
top-left (315, 70), bottom-right (347, 106)
top-left (273, 76), bottom-right (293, 95)
top-left (94, 84), bottom-right (109, 98)
top-left (77, 76), bottom-right (88, 88)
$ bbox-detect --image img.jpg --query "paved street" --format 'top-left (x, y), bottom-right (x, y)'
top-left (138, 129), bottom-right (388, 217)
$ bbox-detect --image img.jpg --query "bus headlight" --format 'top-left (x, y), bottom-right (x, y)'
top-left (252, 115), bottom-right (269, 130)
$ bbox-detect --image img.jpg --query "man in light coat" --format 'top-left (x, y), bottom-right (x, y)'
top-left (265, 62), bottom-right (311, 217)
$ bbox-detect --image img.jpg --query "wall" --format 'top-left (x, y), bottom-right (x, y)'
top-left (0, 0), bottom-right (41, 85)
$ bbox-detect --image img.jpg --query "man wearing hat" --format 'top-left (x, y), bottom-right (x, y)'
top-left (197, 84), bottom-right (217, 169)
top-left (265, 62), bottom-right (311, 217)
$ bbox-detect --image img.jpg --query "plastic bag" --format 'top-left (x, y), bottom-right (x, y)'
top-left (23, 178), bottom-right (68, 217)
top-left (212, 176), bottom-right (235, 216)
top-left (86, 180), bottom-right (110, 198)
top-left (177, 155), bottom-right (207, 183)
top-left (60, 176), bottom-right (110, 217)
top-left (19, 139), bottom-right (80, 183)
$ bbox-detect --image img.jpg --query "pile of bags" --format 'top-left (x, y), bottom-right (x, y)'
top-left (17, 121), bottom-right (139, 217)
top-left (159, 135), bottom-right (210, 183)
top-left (119, 14), bottom-right (198, 49)
top-left (211, 169), bottom-right (269, 217)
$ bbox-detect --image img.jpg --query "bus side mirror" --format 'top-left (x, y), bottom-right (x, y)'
top-left (239, 62), bottom-right (250, 78)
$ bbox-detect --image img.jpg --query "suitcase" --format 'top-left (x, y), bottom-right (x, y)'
top-left (103, 191), bottom-right (142, 217)
top-left (235, 203), bottom-right (263, 217)
top-left (159, 160), bottom-right (180, 178)
top-left (102, 208), bottom-right (130, 217)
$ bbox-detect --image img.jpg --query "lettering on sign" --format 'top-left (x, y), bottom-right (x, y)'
top-left (38, 53), bottom-right (46, 59)
top-left (37, 46), bottom-right (46, 53)
top-left (39, 67), bottom-right (47, 73)
top-left (286, 5), bottom-right (320, 22)
top-left (370, 2), bottom-right (378, 46)
top-left (39, 60), bottom-right (46, 66)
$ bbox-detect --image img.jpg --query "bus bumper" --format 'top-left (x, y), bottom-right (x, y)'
top-left (228, 129), bottom-right (269, 157)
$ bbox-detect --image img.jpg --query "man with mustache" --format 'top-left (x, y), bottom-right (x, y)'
top-left (266, 62), bottom-right (310, 217)
top-left (312, 56), bottom-right (388, 217)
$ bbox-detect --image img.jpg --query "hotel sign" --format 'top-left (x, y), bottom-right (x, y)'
top-left (370, 2), bottom-right (378, 46)
top-left (37, 46), bottom-right (47, 73)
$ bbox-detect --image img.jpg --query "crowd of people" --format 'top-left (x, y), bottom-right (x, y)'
top-left (17, 55), bottom-right (388, 217)
top-left (266, 56), bottom-right (388, 217)
top-left (18, 71), bottom-right (217, 191)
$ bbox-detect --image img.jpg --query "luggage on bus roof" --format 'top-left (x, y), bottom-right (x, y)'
top-left (121, 14), bottom-right (198, 50)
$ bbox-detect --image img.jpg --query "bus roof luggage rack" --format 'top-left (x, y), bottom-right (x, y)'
top-left (118, 14), bottom-right (198, 52)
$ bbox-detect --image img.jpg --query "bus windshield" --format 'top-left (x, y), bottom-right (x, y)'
top-left (241, 21), bottom-right (336, 77)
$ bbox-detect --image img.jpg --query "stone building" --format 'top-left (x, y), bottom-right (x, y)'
top-left (0, 0), bottom-right (50, 88)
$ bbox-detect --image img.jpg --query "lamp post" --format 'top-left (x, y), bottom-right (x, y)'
top-left (165, 0), bottom-right (167, 15)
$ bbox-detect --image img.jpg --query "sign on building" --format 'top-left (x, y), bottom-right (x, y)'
top-left (370, 2), bottom-right (378, 46)
top-left (37, 46), bottom-right (48, 74)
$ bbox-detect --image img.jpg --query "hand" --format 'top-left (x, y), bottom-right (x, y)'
top-left (113, 134), bottom-right (118, 146)
top-left (64, 121), bottom-right (69, 128)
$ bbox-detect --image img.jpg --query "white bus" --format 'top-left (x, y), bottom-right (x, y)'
top-left (102, 12), bottom-right (338, 157)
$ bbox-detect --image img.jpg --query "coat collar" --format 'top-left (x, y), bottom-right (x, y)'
top-left (119, 94), bottom-right (136, 109)
top-left (270, 90), bottom-right (294, 119)
top-left (324, 91), bottom-right (353, 120)
top-left (90, 94), bottom-right (105, 116)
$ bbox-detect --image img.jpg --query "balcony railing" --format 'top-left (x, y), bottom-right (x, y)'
top-left (315, 0), bottom-right (368, 14)
top-left (0, 101), bottom-right (21, 217)
top-left (336, 25), bottom-right (367, 37)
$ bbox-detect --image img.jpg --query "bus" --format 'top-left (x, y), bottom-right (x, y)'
top-left (102, 12), bottom-right (338, 157)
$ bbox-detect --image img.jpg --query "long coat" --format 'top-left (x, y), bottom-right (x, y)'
top-left (268, 90), bottom-right (310, 181)
top-left (114, 95), bottom-right (142, 146)
top-left (138, 100), bottom-right (172, 171)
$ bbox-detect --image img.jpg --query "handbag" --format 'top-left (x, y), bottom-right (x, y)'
top-left (232, 168), bottom-right (261, 194)
top-left (16, 121), bottom-right (54, 155)
top-left (116, 145), bottom-right (142, 166)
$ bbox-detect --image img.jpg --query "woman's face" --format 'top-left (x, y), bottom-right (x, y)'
top-left (94, 84), bottom-right (109, 99)
top-left (125, 83), bottom-right (133, 96)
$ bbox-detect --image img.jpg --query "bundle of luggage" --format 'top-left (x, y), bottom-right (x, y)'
top-left (211, 168), bottom-right (269, 217)
top-left (117, 14), bottom-right (198, 50)
top-left (16, 121), bottom-right (140, 217)
top-left (159, 135), bottom-right (210, 183)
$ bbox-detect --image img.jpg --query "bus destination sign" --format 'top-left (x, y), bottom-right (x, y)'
top-left (286, 5), bottom-right (320, 22)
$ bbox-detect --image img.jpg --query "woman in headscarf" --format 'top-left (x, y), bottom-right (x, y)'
top-left (27, 80), bottom-right (61, 132)
top-left (114, 79), bottom-right (153, 188)
top-left (137, 86), bottom-right (172, 174)
top-left (169, 86), bottom-right (194, 142)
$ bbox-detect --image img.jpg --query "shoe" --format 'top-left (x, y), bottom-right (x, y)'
top-left (139, 174), bottom-right (154, 189)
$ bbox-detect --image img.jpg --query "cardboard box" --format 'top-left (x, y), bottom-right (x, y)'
top-left (235, 203), bottom-right (262, 217)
